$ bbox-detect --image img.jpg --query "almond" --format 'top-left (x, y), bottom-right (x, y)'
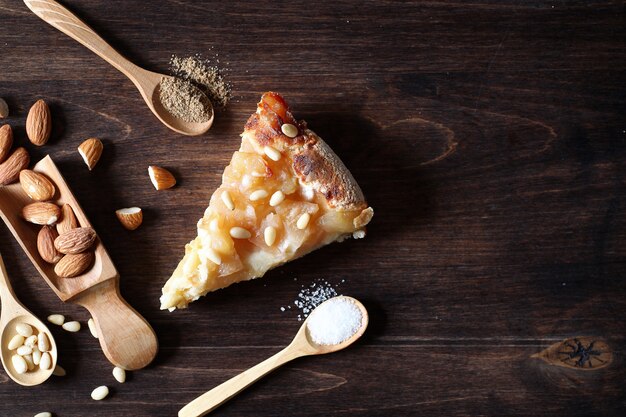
top-left (0, 147), bottom-right (29, 185)
top-left (37, 226), bottom-right (62, 264)
top-left (78, 138), bottom-right (103, 170)
top-left (22, 202), bottom-right (61, 225)
top-left (19, 170), bottom-right (56, 201)
top-left (54, 227), bottom-right (96, 254)
top-left (0, 124), bottom-right (13, 163)
top-left (57, 203), bottom-right (79, 235)
top-left (148, 165), bottom-right (176, 190)
top-left (26, 99), bottom-right (52, 146)
top-left (115, 207), bottom-right (143, 230)
top-left (0, 98), bottom-right (8, 118)
top-left (54, 251), bottom-right (94, 278)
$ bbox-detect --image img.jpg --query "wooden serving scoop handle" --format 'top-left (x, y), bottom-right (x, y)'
top-left (74, 279), bottom-right (158, 370)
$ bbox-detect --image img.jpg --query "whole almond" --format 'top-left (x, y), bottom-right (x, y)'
top-left (54, 227), bottom-right (96, 254)
top-left (22, 202), bottom-right (61, 225)
top-left (26, 99), bottom-right (51, 146)
top-left (78, 138), bottom-right (103, 170)
top-left (0, 147), bottom-right (30, 185)
top-left (54, 251), bottom-right (94, 278)
top-left (19, 170), bottom-right (56, 201)
top-left (37, 226), bottom-right (63, 264)
top-left (0, 98), bottom-right (8, 118)
top-left (148, 165), bottom-right (176, 190)
top-left (0, 124), bottom-right (13, 163)
top-left (115, 207), bottom-right (143, 230)
top-left (57, 203), bottom-right (79, 235)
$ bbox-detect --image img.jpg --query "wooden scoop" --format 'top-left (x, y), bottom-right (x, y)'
top-left (23, 0), bottom-right (214, 136)
top-left (0, 156), bottom-right (157, 370)
top-left (0, 253), bottom-right (58, 386)
top-left (179, 296), bottom-right (368, 417)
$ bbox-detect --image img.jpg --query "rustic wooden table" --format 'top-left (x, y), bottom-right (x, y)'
top-left (1, 1), bottom-right (624, 416)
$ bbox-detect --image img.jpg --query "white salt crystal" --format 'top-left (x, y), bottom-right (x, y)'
top-left (307, 297), bottom-right (362, 345)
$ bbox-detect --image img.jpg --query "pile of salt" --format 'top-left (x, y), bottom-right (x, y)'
top-left (306, 297), bottom-right (362, 345)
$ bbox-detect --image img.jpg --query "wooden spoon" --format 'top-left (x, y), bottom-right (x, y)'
top-left (0, 156), bottom-right (158, 370)
top-left (178, 296), bottom-right (368, 417)
top-left (0, 253), bottom-right (57, 386)
top-left (23, 0), bottom-right (214, 136)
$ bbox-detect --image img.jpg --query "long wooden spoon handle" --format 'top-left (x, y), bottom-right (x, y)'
top-left (23, 0), bottom-right (137, 74)
top-left (74, 279), bottom-right (158, 371)
top-left (178, 347), bottom-right (302, 417)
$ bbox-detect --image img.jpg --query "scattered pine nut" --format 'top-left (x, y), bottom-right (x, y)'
top-left (264, 226), bottom-right (277, 246)
top-left (296, 213), bottom-right (311, 230)
top-left (47, 314), bottom-right (65, 326)
top-left (264, 145), bottom-right (281, 161)
top-left (87, 318), bottom-right (98, 339)
top-left (16, 323), bottom-right (33, 337)
top-left (113, 366), bottom-right (126, 383)
top-left (269, 191), bottom-right (285, 207)
top-left (249, 189), bottom-right (268, 201)
top-left (34, 413), bottom-right (52, 417)
top-left (12, 355), bottom-right (27, 374)
top-left (62, 321), bottom-right (81, 332)
top-left (281, 123), bottom-right (298, 138)
top-left (39, 352), bottom-right (52, 370)
top-left (8, 335), bottom-right (24, 350)
top-left (221, 190), bottom-right (235, 210)
top-left (91, 385), bottom-right (109, 401)
top-left (229, 227), bottom-right (251, 239)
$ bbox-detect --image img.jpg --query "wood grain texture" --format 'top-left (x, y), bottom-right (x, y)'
top-left (0, 0), bottom-right (625, 416)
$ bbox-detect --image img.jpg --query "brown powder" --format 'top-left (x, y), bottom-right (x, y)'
top-left (158, 77), bottom-right (212, 123)
top-left (170, 55), bottom-right (231, 109)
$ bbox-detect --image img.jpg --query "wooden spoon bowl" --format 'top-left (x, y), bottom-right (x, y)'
top-left (0, 156), bottom-right (157, 370)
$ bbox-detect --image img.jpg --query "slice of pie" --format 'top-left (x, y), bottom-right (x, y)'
top-left (160, 92), bottom-right (373, 310)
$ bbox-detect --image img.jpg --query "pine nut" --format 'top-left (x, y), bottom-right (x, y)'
top-left (296, 213), bottom-right (311, 230)
top-left (249, 189), bottom-right (268, 201)
top-left (8, 334), bottom-right (24, 350)
top-left (209, 218), bottom-right (219, 232)
top-left (39, 352), bottom-right (52, 370)
top-left (264, 226), bottom-right (277, 246)
top-left (204, 247), bottom-right (222, 265)
top-left (269, 190), bottom-right (285, 207)
top-left (52, 365), bottom-right (66, 376)
top-left (113, 366), bottom-right (126, 383)
top-left (38, 332), bottom-right (50, 352)
top-left (264, 145), bottom-right (281, 161)
top-left (24, 335), bottom-right (38, 348)
top-left (17, 345), bottom-right (33, 356)
top-left (47, 314), bottom-right (65, 326)
top-left (230, 227), bottom-right (251, 239)
top-left (281, 123), bottom-right (298, 138)
top-left (91, 385), bottom-right (109, 401)
top-left (24, 354), bottom-right (35, 371)
top-left (34, 413), bottom-right (52, 417)
top-left (16, 323), bottom-right (33, 337)
top-left (88, 318), bottom-right (98, 339)
top-left (12, 355), bottom-right (27, 374)
top-left (33, 348), bottom-right (42, 366)
top-left (221, 190), bottom-right (235, 210)
top-left (62, 321), bottom-right (81, 332)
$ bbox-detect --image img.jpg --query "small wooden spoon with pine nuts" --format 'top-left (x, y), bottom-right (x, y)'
top-left (0, 253), bottom-right (57, 386)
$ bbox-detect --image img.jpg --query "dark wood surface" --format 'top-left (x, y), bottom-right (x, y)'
top-left (1, 1), bottom-right (625, 416)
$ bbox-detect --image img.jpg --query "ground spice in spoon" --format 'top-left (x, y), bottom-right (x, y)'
top-left (158, 77), bottom-right (212, 123)
top-left (170, 55), bottom-right (231, 109)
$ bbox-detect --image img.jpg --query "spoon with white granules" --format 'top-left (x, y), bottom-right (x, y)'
top-left (179, 296), bottom-right (369, 417)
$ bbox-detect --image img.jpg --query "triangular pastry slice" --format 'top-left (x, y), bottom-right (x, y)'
top-left (160, 92), bottom-right (373, 310)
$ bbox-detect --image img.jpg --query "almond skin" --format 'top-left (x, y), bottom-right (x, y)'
top-left (22, 202), bottom-right (61, 225)
top-left (19, 170), bottom-right (56, 201)
top-left (57, 204), bottom-right (79, 235)
top-left (54, 251), bottom-right (94, 278)
top-left (0, 98), bottom-right (8, 119)
top-left (0, 124), bottom-right (13, 163)
top-left (115, 207), bottom-right (143, 230)
top-left (37, 226), bottom-right (62, 264)
top-left (26, 99), bottom-right (52, 146)
top-left (148, 165), bottom-right (176, 190)
top-left (54, 227), bottom-right (96, 254)
top-left (78, 138), bottom-right (103, 170)
top-left (0, 147), bottom-right (30, 185)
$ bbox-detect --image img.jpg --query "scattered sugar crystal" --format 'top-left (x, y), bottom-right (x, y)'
top-left (281, 279), bottom-right (345, 318)
top-left (306, 297), bottom-right (362, 345)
